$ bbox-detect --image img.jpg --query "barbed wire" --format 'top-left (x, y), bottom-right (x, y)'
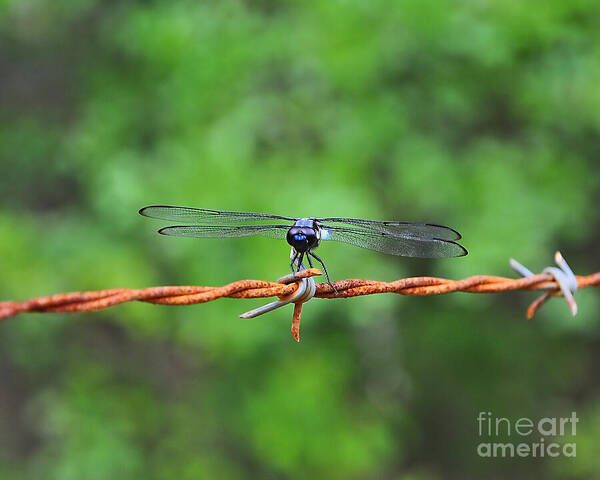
top-left (1, 252), bottom-right (598, 341)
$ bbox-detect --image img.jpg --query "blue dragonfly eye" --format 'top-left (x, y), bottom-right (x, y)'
top-left (294, 233), bottom-right (306, 242)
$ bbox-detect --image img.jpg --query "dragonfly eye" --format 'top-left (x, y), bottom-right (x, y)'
top-left (287, 227), bottom-right (314, 252)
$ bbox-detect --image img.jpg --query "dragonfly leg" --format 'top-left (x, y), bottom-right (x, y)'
top-left (290, 250), bottom-right (299, 272)
top-left (297, 252), bottom-right (305, 271)
top-left (308, 251), bottom-right (338, 294)
top-left (307, 254), bottom-right (314, 268)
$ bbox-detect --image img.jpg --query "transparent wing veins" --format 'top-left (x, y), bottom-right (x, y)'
top-left (316, 217), bottom-right (461, 241)
top-left (320, 225), bottom-right (467, 258)
top-left (157, 224), bottom-right (290, 240)
top-left (139, 205), bottom-right (297, 224)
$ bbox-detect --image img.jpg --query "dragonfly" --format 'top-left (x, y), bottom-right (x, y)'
top-left (139, 205), bottom-right (468, 287)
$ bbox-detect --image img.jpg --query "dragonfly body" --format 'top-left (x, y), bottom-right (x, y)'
top-left (139, 205), bottom-right (467, 286)
top-left (287, 218), bottom-right (321, 252)
top-left (286, 218), bottom-right (329, 278)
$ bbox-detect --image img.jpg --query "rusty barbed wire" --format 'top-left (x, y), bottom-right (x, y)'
top-left (1, 252), bottom-right (599, 341)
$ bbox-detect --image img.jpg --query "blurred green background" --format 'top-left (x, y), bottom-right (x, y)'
top-left (1, 0), bottom-right (600, 478)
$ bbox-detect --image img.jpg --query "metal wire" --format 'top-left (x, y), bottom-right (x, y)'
top-left (1, 252), bottom-right (599, 341)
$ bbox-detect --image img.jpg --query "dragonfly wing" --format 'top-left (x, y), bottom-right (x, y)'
top-left (316, 217), bottom-right (462, 241)
top-left (157, 224), bottom-right (290, 240)
top-left (321, 226), bottom-right (467, 258)
top-left (140, 205), bottom-right (297, 224)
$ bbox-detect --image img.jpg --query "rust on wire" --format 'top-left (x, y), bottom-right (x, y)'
top-left (1, 252), bottom-right (599, 341)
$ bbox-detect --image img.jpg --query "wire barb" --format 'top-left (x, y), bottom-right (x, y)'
top-left (1, 253), bottom-right (599, 341)
top-left (510, 251), bottom-right (579, 318)
top-left (239, 269), bottom-right (317, 342)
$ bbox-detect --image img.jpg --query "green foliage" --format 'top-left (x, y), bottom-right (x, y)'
top-left (1, 0), bottom-right (599, 478)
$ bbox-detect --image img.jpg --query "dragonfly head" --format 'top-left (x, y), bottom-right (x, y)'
top-left (287, 225), bottom-right (320, 252)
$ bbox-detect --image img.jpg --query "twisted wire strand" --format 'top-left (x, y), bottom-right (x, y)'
top-left (1, 269), bottom-right (599, 322)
